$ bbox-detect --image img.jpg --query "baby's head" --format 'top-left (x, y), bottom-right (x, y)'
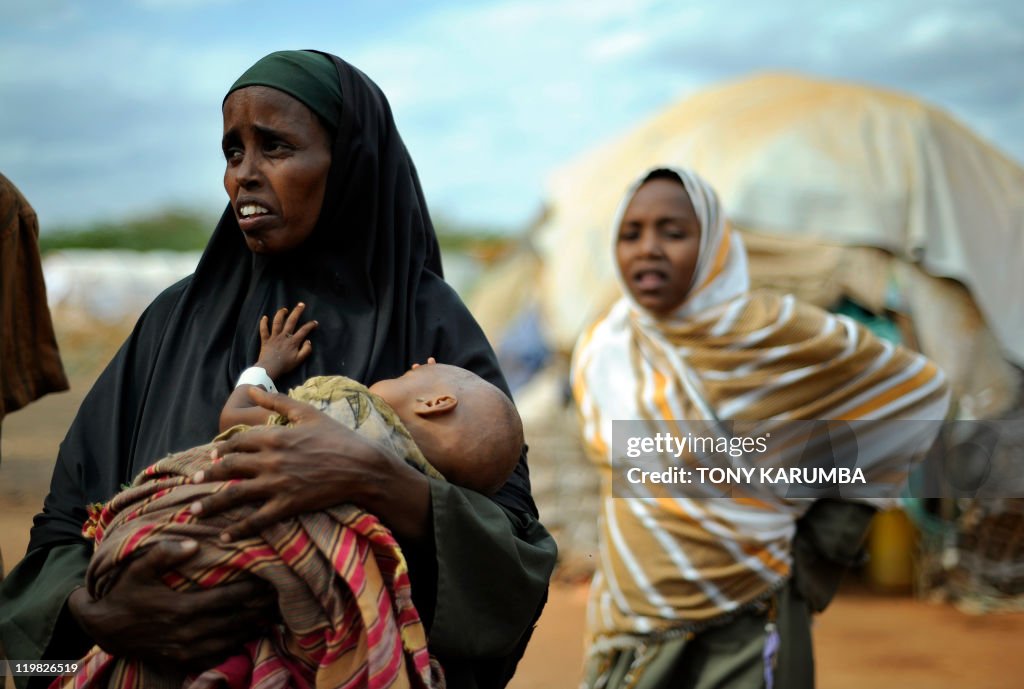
top-left (369, 363), bottom-right (523, 495)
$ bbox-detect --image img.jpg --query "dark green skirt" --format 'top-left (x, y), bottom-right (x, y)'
top-left (582, 581), bottom-right (814, 689)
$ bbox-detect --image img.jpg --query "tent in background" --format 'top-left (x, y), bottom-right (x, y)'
top-left (533, 72), bottom-right (1024, 371)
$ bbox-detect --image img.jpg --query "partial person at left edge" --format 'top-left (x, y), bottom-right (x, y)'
top-left (0, 172), bottom-right (70, 608)
top-left (0, 173), bottom-right (69, 458)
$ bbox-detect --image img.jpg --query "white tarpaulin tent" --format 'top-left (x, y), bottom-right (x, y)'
top-left (534, 72), bottom-right (1024, 366)
top-left (43, 250), bottom-right (201, 323)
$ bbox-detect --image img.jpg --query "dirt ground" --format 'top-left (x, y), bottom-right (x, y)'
top-left (3, 373), bottom-right (1023, 689)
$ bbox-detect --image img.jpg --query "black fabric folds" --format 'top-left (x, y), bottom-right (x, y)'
top-left (29, 51), bottom-right (535, 552)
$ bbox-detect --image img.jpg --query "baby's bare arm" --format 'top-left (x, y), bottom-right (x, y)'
top-left (220, 386), bottom-right (277, 431)
top-left (218, 304), bottom-right (318, 432)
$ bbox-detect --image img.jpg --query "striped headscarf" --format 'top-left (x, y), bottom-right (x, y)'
top-left (571, 167), bottom-right (949, 640)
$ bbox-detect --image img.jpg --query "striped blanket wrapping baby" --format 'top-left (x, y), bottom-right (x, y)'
top-left (57, 376), bottom-right (445, 689)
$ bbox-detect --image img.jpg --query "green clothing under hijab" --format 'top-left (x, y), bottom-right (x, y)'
top-left (226, 50), bottom-right (343, 128)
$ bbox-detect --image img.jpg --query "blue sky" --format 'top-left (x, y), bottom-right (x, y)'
top-left (1, 0), bottom-right (1021, 232)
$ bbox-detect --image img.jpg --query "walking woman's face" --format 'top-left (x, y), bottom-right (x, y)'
top-left (616, 178), bottom-right (701, 316)
top-left (222, 86), bottom-right (332, 254)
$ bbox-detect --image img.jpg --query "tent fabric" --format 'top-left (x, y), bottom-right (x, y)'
top-left (739, 230), bottom-right (1019, 417)
top-left (534, 72), bottom-right (1024, 365)
top-left (466, 245), bottom-right (542, 346)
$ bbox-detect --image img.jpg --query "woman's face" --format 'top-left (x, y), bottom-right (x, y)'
top-left (615, 178), bottom-right (702, 316)
top-left (222, 86), bottom-right (332, 254)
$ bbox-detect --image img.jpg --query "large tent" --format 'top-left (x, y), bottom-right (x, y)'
top-left (532, 72), bottom-right (1024, 375)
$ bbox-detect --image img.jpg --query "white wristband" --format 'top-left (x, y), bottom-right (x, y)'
top-left (236, 366), bottom-right (277, 393)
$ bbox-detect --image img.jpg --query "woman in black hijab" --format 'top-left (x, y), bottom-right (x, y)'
top-left (0, 51), bottom-right (556, 689)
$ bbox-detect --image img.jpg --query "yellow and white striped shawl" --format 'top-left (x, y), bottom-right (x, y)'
top-left (571, 167), bottom-right (949, 641)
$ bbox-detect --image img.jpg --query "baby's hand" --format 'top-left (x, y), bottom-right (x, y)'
top-left (410, 357), bottom-right (437, 370)
top-left (256, 303), bottom-right (318, 380)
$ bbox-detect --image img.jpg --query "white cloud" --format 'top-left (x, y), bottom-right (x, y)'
top-left (902, 5), bottom-right (1022, 51)
top-left (587, 30), bottom-right (651, 63)
top-left (131, 0), bottom-right (238, 8)
top-left (448, 0), bottom-right (661, 34)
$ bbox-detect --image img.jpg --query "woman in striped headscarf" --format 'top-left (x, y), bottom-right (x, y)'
top-left (572, 167), bottom-right (949, 688)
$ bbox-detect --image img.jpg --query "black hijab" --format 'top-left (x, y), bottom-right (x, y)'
top-left (30, 50), bottom-right (534, 551)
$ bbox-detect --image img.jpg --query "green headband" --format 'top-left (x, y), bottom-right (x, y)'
top-left (226, 50), bottom-right (342, 127)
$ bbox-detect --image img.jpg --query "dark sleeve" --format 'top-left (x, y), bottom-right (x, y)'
top-left (0, 543), bottom-right (93, 689)
top-left (400, 458), bottom-right (556, 689)
top-left (409, 479), bottom-right (556, 689)
top-left (791, 499), bottom-right (877, 613)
